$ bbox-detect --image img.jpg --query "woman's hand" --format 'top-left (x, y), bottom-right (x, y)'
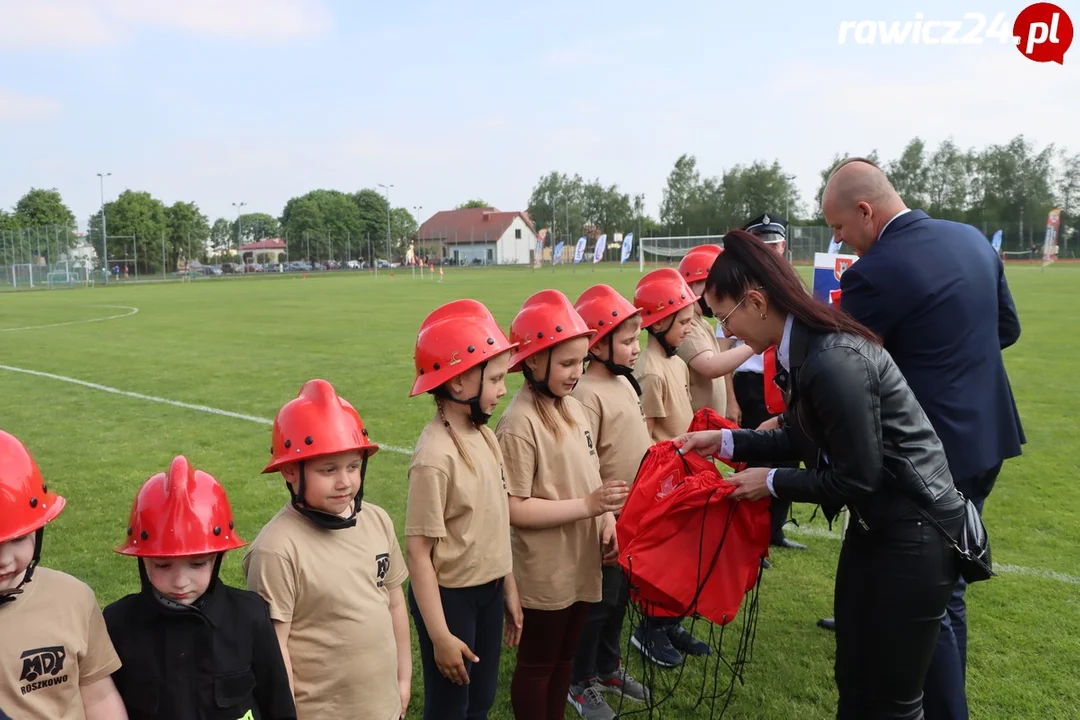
top-left (727, 467), bottom-right (773, 501)
top-left (675, 430), bottom-right (724, 458)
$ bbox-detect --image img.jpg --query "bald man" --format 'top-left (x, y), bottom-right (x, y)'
top-left (823, 158), bottom-right (1025, 720)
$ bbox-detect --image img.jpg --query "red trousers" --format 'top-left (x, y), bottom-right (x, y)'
top-left (510, 602), bottom-right (590, 720)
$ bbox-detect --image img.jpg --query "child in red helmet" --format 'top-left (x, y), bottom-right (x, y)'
top-left (677, 245), bottom-right (755, 416)
top-left (566, 285), bottom-right (652, 719)
top-left (103, 456), bottom-right (296, 720)
top-left (243, 380), bottom-right (411, 720)
top-left (631, 268), bottom-right (713, 668)
top-left (496, 290), bottom-right (630, 720)
top-left (405, 299), bottom-right (524, 720)
top-left (0, 430), bottom-right (127, 720)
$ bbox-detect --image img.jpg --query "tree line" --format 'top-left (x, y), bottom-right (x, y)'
top-left (2, 133), bottom-right (1076, 272)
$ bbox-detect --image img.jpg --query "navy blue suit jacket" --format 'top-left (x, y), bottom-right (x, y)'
top-left (840, 210), bottom-right (1025, 486)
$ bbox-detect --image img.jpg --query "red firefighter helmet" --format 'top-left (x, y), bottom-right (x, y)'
top-left (0, 431), bottom-right (66, 545)
top-left (263, 379), bottom-right (379, 474)
top-left (115, 456), bottom-right (246, 558)
top-left (574, 285), bottom-right (640, 349)
top-left (633, 268), bottom-right (699, 329)
top-left (678, 244), bottom-right (722, 281)
top-left (508, 290), bottom-right (595, 372)
top-left (410, 299), bottom-right (517, 397)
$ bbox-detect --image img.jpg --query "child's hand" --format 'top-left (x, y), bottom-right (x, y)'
top-left (587, 481), bottom-right (629, 517)
top-left (504, 589), bottom-right (524, 648)
top-left (398, 676), bottom-right (411, 720)
top-left (600, 518), bottom-right (620, 565)
top-left (434, 633), bottom-right (478, 686)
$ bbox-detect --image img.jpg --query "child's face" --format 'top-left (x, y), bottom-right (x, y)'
top-left (451, 350), bottom-right (512, 415)
top-left (0, 533), bottom-right (35, 593)
top-left (591, 316), bottom-right (642, 368)
top-left (286, 449), bottom-right (367, 517)
top-left (662, 305), bottom-right (695, 349)
top-left (145, 553), bottom-right (216, 605)
top-left (528, 336), bottom-right (589, 397)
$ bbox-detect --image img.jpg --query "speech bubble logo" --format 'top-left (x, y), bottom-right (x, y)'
top-left (1014, 3), bottom-right (1073, 64)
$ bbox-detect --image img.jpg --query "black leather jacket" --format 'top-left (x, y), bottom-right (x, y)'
top-left (731, 318), bottom-right (963, 529)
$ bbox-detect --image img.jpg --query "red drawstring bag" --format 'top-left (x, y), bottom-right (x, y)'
top-left (617, 441), bottom-right (771, 626)
top-left (688, 407), bottom-right (748, 473)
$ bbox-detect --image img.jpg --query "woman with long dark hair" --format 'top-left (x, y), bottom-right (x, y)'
top-left (677, 230), bottom-right (967, 719)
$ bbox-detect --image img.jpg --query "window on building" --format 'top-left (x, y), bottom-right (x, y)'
top-left (515, 228), bottom-right (522, 239)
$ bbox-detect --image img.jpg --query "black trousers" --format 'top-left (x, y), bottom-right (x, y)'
top-left (408, 579), bottom-right (505, 720)
top-left (834, 505), bottom-right (965, 720)
top-left (732, 371), bottom-right (799, 543)
top-left (572, 564), bottom-right (629, 683)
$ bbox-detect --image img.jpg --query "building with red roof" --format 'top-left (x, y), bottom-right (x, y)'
top-left (417, 207), bottom-right (537, 266)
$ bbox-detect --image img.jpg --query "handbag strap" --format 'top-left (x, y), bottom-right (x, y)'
top-left (914, 506), bottom-right (962, 551)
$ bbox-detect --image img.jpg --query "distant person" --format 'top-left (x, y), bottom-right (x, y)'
top-left (823, 157), bottom-right (1025, 720)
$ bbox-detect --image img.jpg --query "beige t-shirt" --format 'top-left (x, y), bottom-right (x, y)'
top-left (495, 384), bottom-right (604, 611)
top-left (243, 502), bottom-right (408, 720)
top-left (0, 568), bottom-right (122, 720)
top-left (678, 315), bottom-right (729, 416)
top-left (635, 336), bottom-right (695, 443)
top-left (573, 370), bottom-right (653, 489)
top-left (406, 420), bottom-right (513, 588)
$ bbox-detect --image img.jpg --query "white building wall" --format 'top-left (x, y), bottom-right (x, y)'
top-left (497, 216), bottom-right (536, 265)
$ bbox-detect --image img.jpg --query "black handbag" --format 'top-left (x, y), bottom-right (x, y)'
top-left (917, 495), bottom-right (995, 584)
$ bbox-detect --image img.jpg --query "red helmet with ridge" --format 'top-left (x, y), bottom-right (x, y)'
top-left (264, 379), bottom-right (379, 474)
top-left (410, 299), bottom-right (517, 397)
top-left (508, 290), bottom-right (595, 372)
top-left (0, 430), bottom-right (65, 545)
top-left (678, 244), bottom-right (722, 281)
top-left (633, 268), bottom-right (699, 329)
top-left (574, 285), bottom-right (640, 349)
top-left (115, 456), bottom-right (246, 558)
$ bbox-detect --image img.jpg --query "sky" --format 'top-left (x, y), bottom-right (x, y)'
top-left (1, 0), bottom-right (1078, 232)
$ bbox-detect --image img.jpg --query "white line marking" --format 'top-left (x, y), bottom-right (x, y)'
top-left (0, 363), bottom-right (414, 456)
top-left (2, 362), bottom-right (1077, 585)
top-left (0, 305), bottom-right (140, 332)
top-left (784, 525), bottom-right (1080, 585)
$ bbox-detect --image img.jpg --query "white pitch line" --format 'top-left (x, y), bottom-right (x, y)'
top-left (0, 364), bottom-right (414, 456)
top-left (784, 525), bottom-right (1080, 585)
top-left (0, 305), bottom-right (140, 332)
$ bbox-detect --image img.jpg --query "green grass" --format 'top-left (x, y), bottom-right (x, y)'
top-left (1, 264), bottom-right (1078, 719)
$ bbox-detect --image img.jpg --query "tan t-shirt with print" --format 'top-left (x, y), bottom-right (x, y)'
top-left (243, 502), bottom-right (408, 720)
top-left (0, 568), bottom-right (122, 720)
top-left (677, 315), bottom-right (729, 416)
top-left (635, 335), bottom-right (695, 443)
top-left (406, 420), bottom-right (513, 588)
top-left (496, 384), bottom-right (604, 611)
top-left (573, 370), bottom-right (653, 489)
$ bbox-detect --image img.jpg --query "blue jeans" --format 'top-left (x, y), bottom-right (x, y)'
top-left (922, 463), bottom-right (1001, 720)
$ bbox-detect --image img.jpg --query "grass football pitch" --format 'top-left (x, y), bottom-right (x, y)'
top-left (1, 263), bottom-right (1077, 719)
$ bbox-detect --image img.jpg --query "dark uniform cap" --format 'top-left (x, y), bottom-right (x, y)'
top-left (742, 212), bottom-right (787, 242)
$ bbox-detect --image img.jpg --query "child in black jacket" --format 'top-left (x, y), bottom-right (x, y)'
top-left (104, 456), bottom-right (295, 720)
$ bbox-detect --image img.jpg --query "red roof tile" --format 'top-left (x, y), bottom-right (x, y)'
top-left (418, 208), bottom-right (536, 245)
top-left (242, 238), bottom-right (287, 251)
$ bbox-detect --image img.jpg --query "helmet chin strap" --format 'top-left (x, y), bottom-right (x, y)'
top-left (0, 527), bottom-right (44, 606)
top-left (432, 363), bottom-right (491, 425)
top-left (697, 295), bottom-right (714, 318)
top-left (648, 315), bottom-right (680, 357)
top-left (287, 459), bottom-right (366, 530)
top-left (522, 352), bottom-right (558, 397)
top-left (589, 334), bottom-right (642, 396)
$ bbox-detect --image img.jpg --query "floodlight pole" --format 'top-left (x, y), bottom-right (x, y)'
top-left (378, 183), bottom-right (393, 272)
top-left (97, 172), bottom-right (111, 280)
top-left (232, 201), bottom-right (247, 266)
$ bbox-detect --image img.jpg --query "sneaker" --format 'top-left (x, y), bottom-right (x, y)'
top-left (631, 621), bottom-right (683, 668)
top-left (597, 665), bottom-right (651, 702)
top-left (568, 681), bottom-right (616, 720)
top-left (666, 623), bottom-right (712, 656)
